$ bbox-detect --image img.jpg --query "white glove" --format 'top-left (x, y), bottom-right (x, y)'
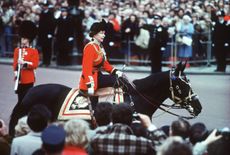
top-left (115, 70), bottom-right (123, 78)
top-left (47, 34), bottom-right (52, 39)
top-left (18, 59), bottom-right (25, 65)
top-left (88, 87), bottom-right (94, 95)
top-left (109, 42), bottom-right (114, 46)
top-left (68, 37), bottom-right (74, 42)
top-left (161, 47), bottom-right (166, 51)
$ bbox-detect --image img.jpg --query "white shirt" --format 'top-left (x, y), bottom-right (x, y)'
top-left (10, 131), bottom-right (42, 155)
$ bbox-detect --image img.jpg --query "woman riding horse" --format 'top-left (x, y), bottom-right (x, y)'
top-left (73, 19), bottom-right (124, 109)
top-left (9, 62), bottom-right (202, 136)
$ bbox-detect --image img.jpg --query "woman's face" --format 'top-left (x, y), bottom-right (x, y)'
top-left (94, 31), bottom-right (105, 43)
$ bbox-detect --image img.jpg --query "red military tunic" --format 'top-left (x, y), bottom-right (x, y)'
top-left (79, 41), bottom-right (115, 91)
top-left (13, 47), bottom-right (39, 84)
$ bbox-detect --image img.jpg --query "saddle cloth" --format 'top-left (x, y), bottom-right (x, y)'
top-left (58, 89), bottom-right (91, 120)
top-left (58, 87), bottom-right (124, 121)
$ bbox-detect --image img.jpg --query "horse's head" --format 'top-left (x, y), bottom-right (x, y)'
top-left (169, 61), bottom-right (202, 116)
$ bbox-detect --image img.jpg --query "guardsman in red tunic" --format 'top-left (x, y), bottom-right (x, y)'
top-left (72, 19), bottom-right (123, 109)
top-left (13, 20), bottom-right (39, 105)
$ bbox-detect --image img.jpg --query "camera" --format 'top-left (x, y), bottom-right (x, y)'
top-left (132, 112), bottom-right (140, 122)
top-left (216, 127), bottom-right (230, 140)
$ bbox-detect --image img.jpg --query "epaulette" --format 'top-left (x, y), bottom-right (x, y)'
top-left (84, 42), bottom-right (102, 55)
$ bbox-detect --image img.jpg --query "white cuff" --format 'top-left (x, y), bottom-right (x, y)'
top-left (147, 124), bottom-right (157, 132)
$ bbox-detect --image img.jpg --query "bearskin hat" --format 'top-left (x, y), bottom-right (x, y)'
top-left (18, 20), bottom-right (37, 42)
top-left (89, 19), bottom-right (107, 37)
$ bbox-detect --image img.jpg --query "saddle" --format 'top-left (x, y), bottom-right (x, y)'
top-left (58, 87), bottom-right (124, 121)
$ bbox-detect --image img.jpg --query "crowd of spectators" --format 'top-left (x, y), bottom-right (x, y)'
top-left (0, 0), bottom-right (229, 66)
top-left (1, 101), bottom-right (230, 155)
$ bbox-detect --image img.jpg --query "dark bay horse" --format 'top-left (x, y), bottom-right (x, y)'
top-left (9, 62), bottom-right (202, 135)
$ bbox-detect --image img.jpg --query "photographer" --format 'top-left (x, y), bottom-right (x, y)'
top-left (133, 113), bottom-right (167, 146)
top-left (91, 103), bottom-right (156, 155)
top-left (193, 128), bottom-right (223, 155)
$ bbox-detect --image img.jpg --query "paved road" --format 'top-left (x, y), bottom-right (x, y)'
top-left (0, 64), bottom-right (229, 130)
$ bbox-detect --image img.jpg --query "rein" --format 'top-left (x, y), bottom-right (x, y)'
top-left (119, 71), bottom-right (196, 119)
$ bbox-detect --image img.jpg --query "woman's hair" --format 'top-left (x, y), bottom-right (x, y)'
top-left (89, 19), bottom-right (106, 37)
top-left (157, 136), bottom-right (192, 155)
top-left (64, 119), bottom-right (90, 148)
top-left (14, 116), bottom-right (30, 137)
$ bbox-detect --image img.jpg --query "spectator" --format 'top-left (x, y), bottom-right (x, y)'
top-left (207, 127), bottom-right (230, 155)
top-left (189, 122), bottom-right (209, 145)
top-left (38, 2), bottom-right (56, 67)
top-left (0, 119), bottom-right (11, 155)
top-left (11, 104), bottom-right (52, 155)
top-left (133, 18), bottom-right (150, 64)
top-left (147, 14), bottom-right (169, 73)
top-left (91, 103), bottom-right (156, 155)
top-left (121, 14), bottom-right (139, 58)
top-left (176, 14), bottom-right (194, 67)
top-left (170, 117), bottom-right (191, 140)
top-left (82, 9), bottom-right (96, 42)
top-left (55, 6), bottom-right (75, 66)
top-left (62, 118), bottom-right (90, 155)
top-left (157, 136), bottom-right (193, 155)
top-left (212, 10), bottom-right (229, 72)
top-left (1, 2), bottom-right (15, 53)
top-left (32, 125), bottom-right (66, 155)
top-left (94, 102), bottom-right (113, 127)
top-left (14, 116), bottom-right (30, 137)
top-left (193, 129), bottom-right (223, 155)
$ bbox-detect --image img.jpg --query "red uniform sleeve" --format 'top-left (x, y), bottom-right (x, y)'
top-left (102, 59), bottom-right (115, 74)
top-left (13, 48), bottom-right (19, 71)
top-left (82, 44), bottom-right (96, 85)
top-left (26, 49), bottom-right (39, 69)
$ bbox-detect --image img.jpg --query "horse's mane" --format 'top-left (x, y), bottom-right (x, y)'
top-left (133, 71), bottom-right (169, 92)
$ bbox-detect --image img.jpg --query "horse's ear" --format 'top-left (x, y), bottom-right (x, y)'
top-left (174, 61), bottom-right (182, 76)
top-left (181, 61), bottom-right (187, 73)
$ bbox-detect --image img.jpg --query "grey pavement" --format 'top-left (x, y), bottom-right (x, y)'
top-left (1, 57), bottom-right (229, 75)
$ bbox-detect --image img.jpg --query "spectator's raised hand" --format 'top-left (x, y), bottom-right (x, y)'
top-left (203, 129), bottom-right (222, 145)
top-left (0, 119), bottom-right (8, 136)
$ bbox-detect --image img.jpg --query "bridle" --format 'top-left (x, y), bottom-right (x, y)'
top-left (118, 70), bottom-right (197, 119)
top-left (165, 70), bottom-right (198, 115)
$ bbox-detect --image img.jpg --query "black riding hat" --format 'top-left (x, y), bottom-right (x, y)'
top-left (89, 19), bottom-right (107, 37)
top-left (19, 20), bottom-right (37, 42)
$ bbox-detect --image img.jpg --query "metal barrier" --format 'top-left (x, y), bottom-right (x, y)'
top-left (107, 31), bottom-right (229, 67)
top-left (1, 32), bottom-right (229, 67)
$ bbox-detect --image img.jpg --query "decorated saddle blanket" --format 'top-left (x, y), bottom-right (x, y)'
top-left (58, 87), bottom-right (124, 121)
top-left (58, 89), bottom-right (91, 120)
